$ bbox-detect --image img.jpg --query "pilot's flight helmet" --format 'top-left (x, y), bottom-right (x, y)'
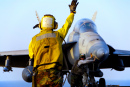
top-left (40, 14), bottom-right (58, 30)
top-left (79, 54), bottom-right (86, 59)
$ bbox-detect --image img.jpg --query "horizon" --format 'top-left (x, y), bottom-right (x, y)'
top-left (0, 79), bottom-right (130, 87)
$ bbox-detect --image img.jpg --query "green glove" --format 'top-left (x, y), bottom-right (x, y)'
top-left (69, 0), bottom-right (79, 13)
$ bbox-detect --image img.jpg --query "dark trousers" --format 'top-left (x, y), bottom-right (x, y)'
top-left (71, 73), bottom-right (83, 87)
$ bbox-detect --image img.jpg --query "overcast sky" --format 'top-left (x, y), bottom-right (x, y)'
top-left (0, 0), bottom-right (130, 86)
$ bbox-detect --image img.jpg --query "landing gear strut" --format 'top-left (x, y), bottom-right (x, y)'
top-left (83, 65), bottom-right (106, 87)
top-left (83, 74), bottom-right (106, 87)
top-left (67, 71), bottom-right (106, 87)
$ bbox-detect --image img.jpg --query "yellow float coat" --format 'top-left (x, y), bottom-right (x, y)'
top-left (29, 13), bottom-right (74, 70)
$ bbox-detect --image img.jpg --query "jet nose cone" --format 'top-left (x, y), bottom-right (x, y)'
top-left (97, 48), bottom-right (109, 61)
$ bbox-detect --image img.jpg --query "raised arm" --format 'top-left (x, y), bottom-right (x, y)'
top-left (58, 0), bottom-right (79, 42)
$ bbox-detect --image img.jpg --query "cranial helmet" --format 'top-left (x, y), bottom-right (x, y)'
top-left (79, 54), bottom-right (86, 59)
top-left (40, 14), bottom-right (58, 30)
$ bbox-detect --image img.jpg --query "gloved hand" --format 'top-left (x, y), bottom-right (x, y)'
top-left (69, 0), bottom-right (79, 13)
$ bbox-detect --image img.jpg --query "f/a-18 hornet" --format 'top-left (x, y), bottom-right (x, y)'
top-left (0, 12), bottom-right (130, 87)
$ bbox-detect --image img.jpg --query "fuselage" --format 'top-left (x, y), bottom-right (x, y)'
top-left (67, 18), bottom-right (109, 65)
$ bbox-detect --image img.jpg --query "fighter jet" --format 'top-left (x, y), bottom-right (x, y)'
top-left (0, 12), bottom-right (130, 87)
top-left (62, 12), bottom-right (130, 86)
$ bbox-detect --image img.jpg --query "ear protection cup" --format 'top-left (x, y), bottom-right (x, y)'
top-left (40, 14), bottom-right (58, 30)
top-left (54, 21), bottom-right (58, 29)
top-left (39, 23), bottom-right (42, 29)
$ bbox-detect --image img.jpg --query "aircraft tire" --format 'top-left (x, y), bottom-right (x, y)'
top-left (98, 78), bottom-right (106, 87)
top-left (88, 84), bottom-right (92, 87)
top-left (67, 72), bottom-right (71, 84)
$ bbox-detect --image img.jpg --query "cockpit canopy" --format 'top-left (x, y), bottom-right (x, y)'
top-left (73, 18), bottom-right (97, 33)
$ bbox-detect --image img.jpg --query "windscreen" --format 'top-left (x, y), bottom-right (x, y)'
top-left (74, 18), bottom-right (97, 33)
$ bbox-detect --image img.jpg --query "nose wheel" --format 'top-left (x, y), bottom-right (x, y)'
top-left (84, 77), bottom-right (106, 87)
top-left (98, 78), bottom-right (106, 87)
top-left (83, 72), bottom-right (106, 87)
top-left (87, 77), bottom-right (106, 87)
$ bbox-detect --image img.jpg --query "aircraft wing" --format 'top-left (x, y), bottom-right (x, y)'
top-left (0, 41), bottom-right (77, 69)
top-left (0, 50), bottom-right (29, 56)
top-left (62, 41), bottom-right (77, 50)
top-left (113, 50), bottom-right (130, 56)
top-left (62, 41), bottom-right (77, 70)
top-left (100, 46), bottom-right (130, 70)
top-left (0, 50), bottom-right (29, 68)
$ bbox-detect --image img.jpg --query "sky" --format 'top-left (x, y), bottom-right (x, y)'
top-left (0, 0), bottom-right (130, 86)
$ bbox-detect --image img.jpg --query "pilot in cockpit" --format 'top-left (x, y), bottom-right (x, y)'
top-left (73, 19), bottom-right (97, 33)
